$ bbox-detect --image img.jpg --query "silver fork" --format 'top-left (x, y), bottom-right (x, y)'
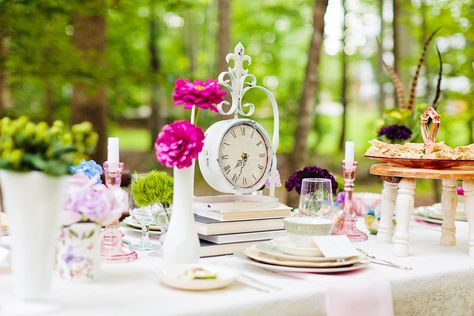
top-left (238, 273), bottom-right (282, 292)
top-left (357, 248), bottom-right (413, 270)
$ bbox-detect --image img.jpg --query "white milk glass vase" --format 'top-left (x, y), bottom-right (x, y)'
top-left (0, 170), bottom-right (66, 302)
top-left (162, 164), bottom-right (200, 265)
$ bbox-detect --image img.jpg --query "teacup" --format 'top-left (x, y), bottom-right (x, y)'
top-left (283, 217), bottom-right (334, 247)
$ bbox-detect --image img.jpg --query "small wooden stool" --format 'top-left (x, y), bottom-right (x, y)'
top-left (370, 164), bottom-right (474, 257)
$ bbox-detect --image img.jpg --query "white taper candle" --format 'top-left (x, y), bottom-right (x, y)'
top-left (107, 137), bottom-right (120, 163)
top-left (344, 141), bottom-right (354, 169)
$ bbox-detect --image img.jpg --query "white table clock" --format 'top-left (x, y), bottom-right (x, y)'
top-left (197, 43), bottom-right (280, 209)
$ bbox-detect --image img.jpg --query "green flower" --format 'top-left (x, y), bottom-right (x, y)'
top-left (131, 171), bottom-right (174, 208)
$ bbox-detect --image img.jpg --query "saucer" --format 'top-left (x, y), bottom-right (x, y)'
top-left (257, 242), bottom-right (352, 262)
top-left (272, 237), bottom-right (323, 257)
top-left (158, 264), bottom-right (239, 291)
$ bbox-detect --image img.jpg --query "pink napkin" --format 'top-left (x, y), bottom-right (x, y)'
top-left (287, 269), bottom-right (393, 316)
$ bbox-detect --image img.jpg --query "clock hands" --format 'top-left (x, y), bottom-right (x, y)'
top-left (234, 153), bottom-right (249, 182)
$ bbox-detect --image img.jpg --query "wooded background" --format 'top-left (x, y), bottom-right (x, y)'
top-left (0, 0), bottom-right (472, 202)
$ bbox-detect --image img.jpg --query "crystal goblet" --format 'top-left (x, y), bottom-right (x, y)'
top-left (129, 205), bottom-right (160, 252)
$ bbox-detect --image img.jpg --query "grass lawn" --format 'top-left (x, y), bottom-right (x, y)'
top-left (109, 123), bottom-right (151, 151)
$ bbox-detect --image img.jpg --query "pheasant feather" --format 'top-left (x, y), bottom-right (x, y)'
top-left (432, 44), bottom-right (443, 109)
top-left (382, 60), bottom-right (406, 109)
top-left (407, 28), bottom-right (440, 110)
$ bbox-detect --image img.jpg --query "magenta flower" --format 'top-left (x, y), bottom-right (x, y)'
top-left (155, 120), bottom-right (205, 169)
top-left (173, 79), bottom-right (226, 112)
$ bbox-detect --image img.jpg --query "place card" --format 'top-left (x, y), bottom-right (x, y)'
top-left (312, 235), bottom-right (359, 258)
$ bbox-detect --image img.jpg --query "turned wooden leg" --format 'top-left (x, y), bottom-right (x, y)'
top-left (392, 178), bottom-right (416, 257)
top-left (463, 180), bottom-right (474, 257)
top-left (377, 180), bottom-right (398, 243)
top-left (441, 179), bottom-right (458, 246)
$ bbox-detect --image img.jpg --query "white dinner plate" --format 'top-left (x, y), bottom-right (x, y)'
top-left (272, 237), bottom-right (323, 257)
top-left (245, 245), bottom-right (361, 268)
top-left (157, 264), bottom-right (239, 291)
top-left (413, 214), bottom-right (443, 225)
top-left (235, 251), bottom-right (368, 273)
top-left (413, 205), bottom-right (467, 223)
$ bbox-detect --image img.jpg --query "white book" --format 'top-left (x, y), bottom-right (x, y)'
top-left (199, 240), bottom-right (261, 257)
top-left (199, 230), bottom-right (287, 244)
top-left (195, 215), bottom-right (284, 236)
top-left (194, 203), bottom-right (292, 221)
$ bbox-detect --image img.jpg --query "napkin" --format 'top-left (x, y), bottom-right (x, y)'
top-left (287, 269), bottom-right (393, 316)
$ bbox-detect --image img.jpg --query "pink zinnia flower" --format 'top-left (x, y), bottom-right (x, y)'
top-left (154, 120), bottom-right (205, 169)
top-left (172, 79), bottom-right (226, 112)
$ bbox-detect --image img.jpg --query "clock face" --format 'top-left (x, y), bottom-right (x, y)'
top-left (218, 123), bottom-right (269, 189)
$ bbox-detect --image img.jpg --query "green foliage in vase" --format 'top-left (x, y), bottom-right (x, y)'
top-left (0, 116), bottom-right (98, 176)
top-left (131, 170), bottom-right (173, 208)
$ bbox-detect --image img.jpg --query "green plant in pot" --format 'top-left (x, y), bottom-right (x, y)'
top-left (0, 116), bottom-right (97, 305)
top-left (130, 170), bottom-right (174, 251)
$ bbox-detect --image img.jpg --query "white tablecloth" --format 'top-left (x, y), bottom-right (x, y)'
top-left (1, 219), bottom-right (473, 316)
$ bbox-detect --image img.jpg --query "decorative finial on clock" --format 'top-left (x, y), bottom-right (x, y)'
top-left (216, 42), bottom-right (281, 197)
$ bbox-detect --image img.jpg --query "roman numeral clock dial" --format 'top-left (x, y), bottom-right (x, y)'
top-left (219, 124), bottom-right (268, 188)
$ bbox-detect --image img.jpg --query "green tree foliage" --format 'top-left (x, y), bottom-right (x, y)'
top-left (0, 0), bottom-right (472, 156)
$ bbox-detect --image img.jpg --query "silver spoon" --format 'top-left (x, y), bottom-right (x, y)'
top-left (357, 248), bottom-right (413, 270)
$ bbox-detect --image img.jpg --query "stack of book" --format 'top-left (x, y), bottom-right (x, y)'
top-left (195, 203), bottom-right (292, 257)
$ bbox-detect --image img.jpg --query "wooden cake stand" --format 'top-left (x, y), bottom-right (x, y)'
top-left (369, 163), bottom-right (474, 257)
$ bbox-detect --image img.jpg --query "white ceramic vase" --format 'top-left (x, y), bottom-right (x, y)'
top-left (57, 222), bottom-right (101, 281)
top-left (0, 170), bottom-right (66, 299)
top-left (162, 164), bottom-right (200, 265)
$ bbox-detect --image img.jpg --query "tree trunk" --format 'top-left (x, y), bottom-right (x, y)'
top-left (0, 31), bottom-right (8, 113)
top-left (290, 0), bottom-right (328, 171)
top-left (376, 0), bottom-right (385, 116)
top-left (45, 79), bottom-right (55, 124)
top-left (183, 10), bottom-right (197, 77)
top-left (338, 0), bottom-right (348, 152)
top-left (392, 0), bottom-right (401, 108)
top-left (469, 101), bottom-right (474, 144)
top-left (71, 0), bottom-right (107, 163)
top-left (148, 3), bottom-right (162, 149)
top-left (216, 0), bottom-right (231, 75)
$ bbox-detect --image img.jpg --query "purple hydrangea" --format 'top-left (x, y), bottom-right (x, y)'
top-left (285, 166), bottom-right (338, 195)
top-left (63, 174), bottom-right (128, 226)
top-left (377, 124), bottom-right (412, 143)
